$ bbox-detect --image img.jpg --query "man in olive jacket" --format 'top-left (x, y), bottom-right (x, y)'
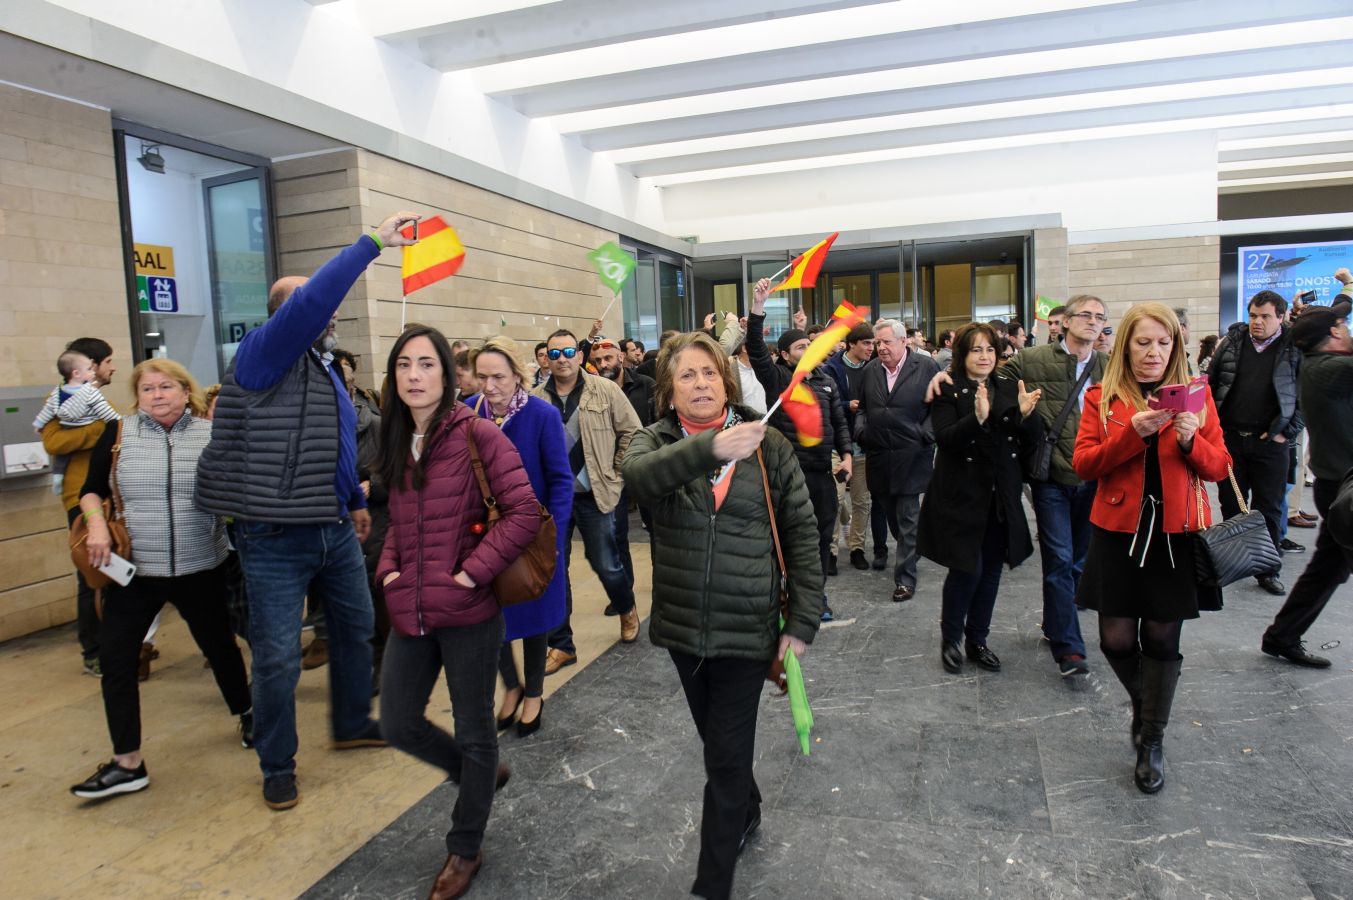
top-left (997, 294), bottom-right (1108, 677)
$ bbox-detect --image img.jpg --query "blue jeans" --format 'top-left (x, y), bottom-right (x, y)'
top-left (1030, 481), bottom-right (1095, 661)
top-left (549, 492), bottom-right (635, 655)
top-left (236, 519), bottom-right (375, 779)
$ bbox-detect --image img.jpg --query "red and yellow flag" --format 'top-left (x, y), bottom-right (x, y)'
top-left (770, 232), bottom-right (838, 293)
top-left (400, 216), bottom-right (465, 295)
top-left (776, 300), bottom-right (865, 446)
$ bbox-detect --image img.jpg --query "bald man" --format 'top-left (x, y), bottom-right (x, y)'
top-left (197, 211), bottom-right (418, 811)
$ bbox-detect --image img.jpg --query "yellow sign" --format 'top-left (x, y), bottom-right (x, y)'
top-left (133, 243), bottom-right (175, 277)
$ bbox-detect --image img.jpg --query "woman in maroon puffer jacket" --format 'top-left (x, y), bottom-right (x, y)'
top-left (375, 325), bottom-right (540, 900)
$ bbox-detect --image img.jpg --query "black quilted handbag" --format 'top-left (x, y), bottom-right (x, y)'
top-left (1190, 467), bottom-right (1282, 588)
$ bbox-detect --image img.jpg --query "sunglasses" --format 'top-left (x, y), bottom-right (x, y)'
top-left (547, 347), bottom-right (579, 360)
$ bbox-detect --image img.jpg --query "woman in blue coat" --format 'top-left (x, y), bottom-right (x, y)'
top-left (467, 337), bottom-right (572, 736)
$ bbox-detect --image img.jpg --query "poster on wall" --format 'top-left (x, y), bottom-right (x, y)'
top-left (1237, 240), bottom-right (1353, 315)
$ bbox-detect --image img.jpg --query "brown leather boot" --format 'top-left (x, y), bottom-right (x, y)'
top-left (302, 638), bottom-right (328, 670)
top-left (427, 851), bottom-right (482, 900)
top-left (619, 608), bottom-right (640, 643)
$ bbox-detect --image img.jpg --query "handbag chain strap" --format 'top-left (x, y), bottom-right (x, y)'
top-left (755, 447), bottom-right (789, 621)
top-left (463, 419), bottom-right (502, 522)
top-left (1225, 464), bottom-right (1251, 516)
top-left (1190, 464), bottom-right (1250, 531)
top-left (109, 419), bottom-right (125, 522)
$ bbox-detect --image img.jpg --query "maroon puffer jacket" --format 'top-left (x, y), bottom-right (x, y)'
top-left (377, 404), bottom-right (541, 636)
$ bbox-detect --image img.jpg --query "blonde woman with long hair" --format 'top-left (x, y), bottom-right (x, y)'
top-left (1071, 303), bottom-right (1231, 795)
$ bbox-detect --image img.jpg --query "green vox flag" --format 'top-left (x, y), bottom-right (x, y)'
top-left (1035, 295), bottom-right (1059, 322)
top-left (588, 241), bottom-right (636, 295)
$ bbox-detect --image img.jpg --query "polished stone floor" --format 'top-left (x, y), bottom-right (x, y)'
top-left (309, 524), bottom-right (1353, 900)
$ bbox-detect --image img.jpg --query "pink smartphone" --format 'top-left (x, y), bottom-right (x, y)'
top-left (1148, 377), bottom-right (1207, 414)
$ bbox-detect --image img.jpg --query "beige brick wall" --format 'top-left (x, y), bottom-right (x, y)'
top-left (0, 84), bottom-right (133, 643)
top-left (1069, 235), bottom-right (1221, 343)
top-left (273, 150), bottom-right (619, 394)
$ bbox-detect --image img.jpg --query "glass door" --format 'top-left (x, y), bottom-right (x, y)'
top-left (743, 254), bottom-right (793, 335)
top-left (203, 169), bottom-right (276, 377)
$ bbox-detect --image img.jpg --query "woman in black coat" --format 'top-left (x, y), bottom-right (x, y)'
top-left (918, 322), bottom-right (1044, 674)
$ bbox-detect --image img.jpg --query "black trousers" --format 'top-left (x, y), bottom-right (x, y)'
top-left (803, 468), bottom-right (838, 583)
top-left (870, 502), bottom-right (894, 557)
top-left (99, 563), bottom-right (251, 755)
top-left (1265, 478), bottom-right (1350, 647)
top-left (498, 633), bottom-right (547, 699)
top-left (67, 506), bottom-right (100, 661)
top-left (1218, 431), bottom-right (1288, 575)
top-left (670, 651), bottom-right (766, 900)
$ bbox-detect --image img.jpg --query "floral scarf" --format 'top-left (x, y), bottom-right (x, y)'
top-left (474, 386), bottom-right (529, 428)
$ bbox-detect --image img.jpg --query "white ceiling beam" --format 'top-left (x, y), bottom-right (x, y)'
top-left (575, 42), bottom-right (1349, 151)
top-left (410, 0), bottom-right (894, 70)
top-left (625, 84), bottom-right (1353, 178)
top-left (501, 0), bottom-right (1353, 116)
top-left (1221, 140), bottom-right (1353, 163)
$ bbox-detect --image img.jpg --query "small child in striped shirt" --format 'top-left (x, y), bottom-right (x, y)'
top-left (33, 350), bottom-right (120, 491)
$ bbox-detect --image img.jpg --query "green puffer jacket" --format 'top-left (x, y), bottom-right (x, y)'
top-left (622, 408), bottom-right (822, 661)
top-left (998, 343), bottom-right (1107, 486)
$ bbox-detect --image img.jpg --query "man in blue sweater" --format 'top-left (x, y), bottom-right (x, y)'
top-left (197, 211), bottom-right (419, 810)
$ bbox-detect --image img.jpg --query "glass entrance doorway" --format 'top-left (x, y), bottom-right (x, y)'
top-left (115, 127), bottom-right (276, 388)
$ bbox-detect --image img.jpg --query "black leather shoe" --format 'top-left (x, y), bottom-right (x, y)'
top-left (516, 700), bottom-right (543, 737)
top-left (1134, 738), bottom-right (1165, 794)
top-left (71, 760), bottom-right (148, 799)
top-left (737, 805), bottom-right (761, 856)
top-left (496, 689), bottom-right (523, 731)
top-left (603, 603), bottom-right (618, 616)
top-left (891, 584), bottom-right (914, 603)
top-left (871, 552), bottom-right (888, 571)
top-left (1261, 640), bottom-right (1332, 668)
top-left (941, 641), bottom-right (963, 673)
top-left (1279, 538), bottom-right (1305, 552)
top-left (239, 710), bottom-right (255, 749)
top-left (850, 549), bottom-right (869, 571)
top-left (965, 642), bottom-right (1001, 672)
top-left (1257, 575), bottom-right (1286, 596)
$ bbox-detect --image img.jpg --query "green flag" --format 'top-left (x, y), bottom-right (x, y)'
top-left (588, 241), bottom-right (636, 295)
top-left (1035, 295), bottom-right (1058, 322)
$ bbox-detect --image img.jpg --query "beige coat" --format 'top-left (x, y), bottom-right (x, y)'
top-left (532, 372), bottom-right (640, 515)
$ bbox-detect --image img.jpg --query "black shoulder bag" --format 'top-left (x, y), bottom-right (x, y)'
top-left (1024, 360), bottom-right (1095, 483)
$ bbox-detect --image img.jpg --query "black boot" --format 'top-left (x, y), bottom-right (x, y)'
top-left (1103, 652), bottom-right (1142, 748)
top-left (1134, 655), bottom-right (1182, 795)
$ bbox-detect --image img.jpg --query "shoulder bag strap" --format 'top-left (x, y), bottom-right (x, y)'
top-left (756, 447), bottom-right (789, 621)
top-left (1046, 359), bottom-right (1096, 443)
top-left (463, 419), bottom-right (501, 522)
top-left (109, 419), bottom-right (125, 521)
top-left (1224, 464), bottom-right (1250, 515)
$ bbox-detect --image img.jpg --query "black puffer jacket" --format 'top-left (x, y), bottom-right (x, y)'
top-left (622, 407), bottom-right (822, 661)
top-left (746, 312), bottom-right (851, 471)
top-left (1209, 321), bottom-right (1303, 440)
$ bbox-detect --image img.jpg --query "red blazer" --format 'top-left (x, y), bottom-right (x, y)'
top-left (1072, 384), bottom-right (1231, 534)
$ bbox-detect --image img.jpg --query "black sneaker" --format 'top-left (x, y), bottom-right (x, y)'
top-left (1279, 538), bottom-right (1305, 553)
top-left (239, 710), bottom-right (254, 749)
top-left (850, 549), bottom-right (869, 571)
top-left (263, 774), bottom-right (299, 810)
top-left (1257, 575), bottom-right (1286, 596)
top-left (71, 760), bottom-right (148, 799)
top-left (1058, 655), bottom-right (1090, 677)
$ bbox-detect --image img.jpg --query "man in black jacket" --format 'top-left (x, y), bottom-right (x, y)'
top-left (1262, 280), bottom-right (1353, 667)
top-left (593, 338), bottom-right (656, 584)
top-left (748, 278), bottom-right (852, 621)
top-left (855, 319), bottom-right (940, 602)
top-left (1209, 290), bottom-right (1304, 595)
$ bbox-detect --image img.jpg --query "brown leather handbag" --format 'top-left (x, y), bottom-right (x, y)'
top-left (68, 420), bottom-right (131, 591)
top-left (464, 419), bottom-right (557, 607)
top-left (756, 447), bottom-right (792, 695)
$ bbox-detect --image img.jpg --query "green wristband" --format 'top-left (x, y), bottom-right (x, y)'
top-left (368, 232), bottom-right (383, 251)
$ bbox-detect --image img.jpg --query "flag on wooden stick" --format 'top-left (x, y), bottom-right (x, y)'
top-left (401, 216), bottom-right (465, 295)
top-left (769, 232), bottom-right (838, 293)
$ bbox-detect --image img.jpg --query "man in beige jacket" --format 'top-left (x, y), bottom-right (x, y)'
top-left (534, 328), bottom-right (643, 673)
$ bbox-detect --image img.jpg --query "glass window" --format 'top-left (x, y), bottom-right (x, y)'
top-left (746, 258), bottom-right (793, 335)
top-left (634, 258), bottom-right (659, 348)
top-left (975, 264), bottom-right (1019, 322)
top-left (659, 260), bottom-right (686, 333)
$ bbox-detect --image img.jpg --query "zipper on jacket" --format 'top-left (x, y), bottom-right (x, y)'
top-left (414, 486), bottom-right (426, 635)
top-left (700, 512), bottom-right (716, 656)
top-left (165, 428), bottom-right (177, 577)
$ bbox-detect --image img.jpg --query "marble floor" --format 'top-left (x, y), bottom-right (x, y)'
top-left (310, 531), bottom-right (1353, 900)
top-left (0, 541), bottom-right (650, 899)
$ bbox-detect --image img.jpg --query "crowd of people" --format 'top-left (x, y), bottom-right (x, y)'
top-left (44, 212), bottom-right (1353, 900)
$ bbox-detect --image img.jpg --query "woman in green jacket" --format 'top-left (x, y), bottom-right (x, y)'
top-left (622, 331), bottom-right (821, 900)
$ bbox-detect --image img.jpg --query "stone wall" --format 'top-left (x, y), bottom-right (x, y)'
top-left (1068, 235), bottom-right (1221, 341)
top-left (0, 84), bottom-right (130, 642)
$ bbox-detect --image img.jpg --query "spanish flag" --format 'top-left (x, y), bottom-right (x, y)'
top-left (776, 300), bottom-right (864, 446)
top-left (770, 232), bottom-right (838, 293)
top-left (400, 216), bottom-right (465, 295)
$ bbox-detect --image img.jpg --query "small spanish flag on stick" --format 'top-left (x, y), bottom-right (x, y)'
top-left (768, 232), bottom-right (838, 294)
top-left (769, 299), bottom-right (864, 446)
top-left (399, 215), bottom-right (466, 328)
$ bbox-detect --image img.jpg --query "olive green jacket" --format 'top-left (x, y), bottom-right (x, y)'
top-left (622, 408), bottom-right (822, 661)
top-left (998, 342), bottom-right (1107, 486)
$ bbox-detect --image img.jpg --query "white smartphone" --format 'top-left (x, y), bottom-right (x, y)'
top-left (98, 552), bottom-right (136, 587)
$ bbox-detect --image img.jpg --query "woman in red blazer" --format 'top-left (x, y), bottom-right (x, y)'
top-left (1072, 302), bottom-right (1231, 796)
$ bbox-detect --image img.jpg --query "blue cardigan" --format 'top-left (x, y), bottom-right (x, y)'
top-left (465, 393), bottom-right (572, 641)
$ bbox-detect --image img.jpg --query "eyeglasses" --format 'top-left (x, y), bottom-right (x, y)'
top-left (547, 347), bottom-right (579, 360)
top-left (1069, 312), bottom-right (1108, 324)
